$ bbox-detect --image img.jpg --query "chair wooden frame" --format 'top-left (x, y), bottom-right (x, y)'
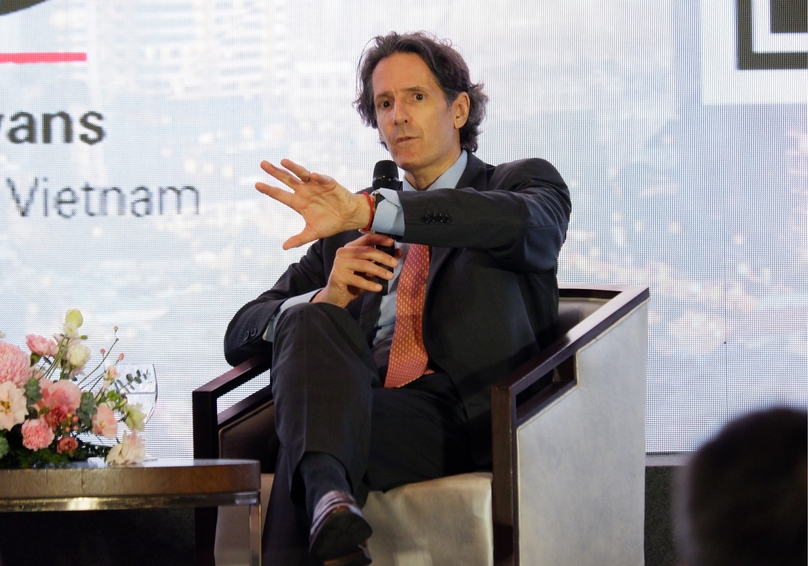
top-left (193, 283), bottom-right (650, 566)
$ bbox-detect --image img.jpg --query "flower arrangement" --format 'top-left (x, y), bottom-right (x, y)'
top-left (0, 309), bottom-right (147, 468)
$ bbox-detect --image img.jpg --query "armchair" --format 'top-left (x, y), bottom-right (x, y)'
top-left (193, 283), bottom-right (650, 566)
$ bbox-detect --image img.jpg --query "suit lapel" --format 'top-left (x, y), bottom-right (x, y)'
top-left (427, 154), bottom-right (489, 282)
top-left (455, 153), bottom-right (489, 192)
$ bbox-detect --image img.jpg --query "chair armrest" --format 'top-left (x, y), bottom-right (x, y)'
top-left (490, 284), bottom-right (650, 566)
top-left (192, 354), bottom-right (273, 459)
top-left (192, 354), bottom-right (273, 566)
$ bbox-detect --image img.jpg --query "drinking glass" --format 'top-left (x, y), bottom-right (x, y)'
top-left (118, 364), bottom-right (158, 424)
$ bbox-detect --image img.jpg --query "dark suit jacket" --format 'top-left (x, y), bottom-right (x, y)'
top-left (224, 153), bottom-right (571, 465)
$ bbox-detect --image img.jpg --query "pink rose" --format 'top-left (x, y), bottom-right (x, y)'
top-left (56, 435), bottom-right (79, 455)
top-left (0, 342), bottom-right (32, 387)
top-left (92, 404), bottom-right (118, 439)
top-left (44, 405), bottom-right (68, 430)
top-left (40, 380), bottom-right (82, 412)
top-left (25, 334), bottom-right (59, 357)
top-left (21, 418), bottom-right (55, 450)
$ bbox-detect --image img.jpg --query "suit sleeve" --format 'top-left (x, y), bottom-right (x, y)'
top-left (223, 240), bottom-right (331, 366)
top-left (397, 158), bottom-right (571, 273)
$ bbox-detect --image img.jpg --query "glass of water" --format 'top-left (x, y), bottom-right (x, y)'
top-left (118, 364), bottom-right (158, 425)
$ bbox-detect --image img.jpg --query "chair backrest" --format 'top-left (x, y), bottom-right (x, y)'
top-left (557, 296), bottom-right (606, 335)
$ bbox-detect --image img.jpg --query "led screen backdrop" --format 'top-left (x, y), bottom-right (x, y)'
top-left (0, 0), bottom-right (805, 458)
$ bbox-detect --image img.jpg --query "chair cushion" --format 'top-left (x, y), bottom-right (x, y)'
top-left (214, 472), bottom-right (493, 566)
top-left (364, 472), bottom-right (494, 566)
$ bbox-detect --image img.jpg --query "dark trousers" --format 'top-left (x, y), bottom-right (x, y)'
top-left (263, 302), bottom-right (477, 565)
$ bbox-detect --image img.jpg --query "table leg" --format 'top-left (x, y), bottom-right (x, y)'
top-left (249, 501), bottom-right (262, 566)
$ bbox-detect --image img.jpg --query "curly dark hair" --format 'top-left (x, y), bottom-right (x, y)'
top-left (354, 31), bottom-right (488, 153)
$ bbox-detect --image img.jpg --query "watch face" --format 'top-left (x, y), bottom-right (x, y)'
top-left (0, 0), bottom-right (49, 16)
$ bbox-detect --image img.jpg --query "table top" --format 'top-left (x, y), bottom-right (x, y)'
top-left (0, 458), bottom-right (261, 512)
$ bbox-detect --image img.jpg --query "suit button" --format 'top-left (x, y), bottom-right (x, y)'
top-left (243, 331), bottom-right (250, 341)
top-left (250, 328), bottom-right (257, 337)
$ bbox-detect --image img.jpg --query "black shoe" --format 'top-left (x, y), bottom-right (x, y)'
top-left (309, 490), bottom-right (372, 565)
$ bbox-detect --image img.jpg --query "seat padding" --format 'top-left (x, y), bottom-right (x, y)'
top-left (215, 472), bottom-right (494, 566)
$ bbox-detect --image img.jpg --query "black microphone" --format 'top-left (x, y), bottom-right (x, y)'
top-left (371, 160), bottom-right (401, 295)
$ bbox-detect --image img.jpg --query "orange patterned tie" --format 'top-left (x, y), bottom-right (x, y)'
top-left (385, 244), bottom-right (433, 388)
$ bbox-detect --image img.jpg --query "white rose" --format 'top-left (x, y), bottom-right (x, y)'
top-left (106, 431), bottom-right (146, 465)
top-left (0, 382), bottom-right (27, 431)
top-left (66, 342), bottom-right (91, 369)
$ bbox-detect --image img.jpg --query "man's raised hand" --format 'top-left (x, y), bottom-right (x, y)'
top-left (255, 158), bottom-right (372, 249)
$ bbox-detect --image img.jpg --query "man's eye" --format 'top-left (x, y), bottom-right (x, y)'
top-left (378, 100), bottom-right (391, 109)
top-left (414, 93), bottom-right (425, 101)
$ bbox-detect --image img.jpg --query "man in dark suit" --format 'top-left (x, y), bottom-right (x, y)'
top-left (224, 31), bottom-right (571, 566)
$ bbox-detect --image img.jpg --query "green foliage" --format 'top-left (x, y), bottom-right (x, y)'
top-left (77, 391), bottom-right (97, 428)
top-left (23, 376), bottom-right (42, 401)
top-left (0, 434), bottom-right (9, 460)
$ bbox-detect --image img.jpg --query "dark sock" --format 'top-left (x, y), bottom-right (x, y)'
top-left (298, 452), bottom-right (351, 520)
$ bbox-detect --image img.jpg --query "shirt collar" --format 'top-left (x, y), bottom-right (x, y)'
top-left (401, 150), bottom-right (468, 192)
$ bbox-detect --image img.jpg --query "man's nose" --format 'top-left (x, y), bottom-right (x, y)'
top-left (392, 101), bottom-right (409, 125)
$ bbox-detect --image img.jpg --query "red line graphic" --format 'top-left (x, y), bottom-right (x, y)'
top-left (0, 52), bottom-right (87, 64)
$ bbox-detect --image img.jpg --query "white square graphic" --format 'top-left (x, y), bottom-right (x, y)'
top-left (701, 0), bottom-right (807, 105)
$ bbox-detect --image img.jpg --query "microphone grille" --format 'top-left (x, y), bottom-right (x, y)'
top-left (373, 160), bottom-right (399, 182)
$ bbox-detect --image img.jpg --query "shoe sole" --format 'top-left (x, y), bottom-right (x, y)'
top-left (310, 506), bottom-right (373, 561)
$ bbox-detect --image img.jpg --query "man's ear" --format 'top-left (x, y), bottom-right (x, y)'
top-left (452, 92), bottom-right (470, 129)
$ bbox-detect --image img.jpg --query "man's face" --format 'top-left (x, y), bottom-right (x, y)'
top-left (371, 52), bottom-right (469, 189)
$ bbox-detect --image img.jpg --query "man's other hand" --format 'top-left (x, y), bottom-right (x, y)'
top-left (313, 233), bottom-right (400, 308)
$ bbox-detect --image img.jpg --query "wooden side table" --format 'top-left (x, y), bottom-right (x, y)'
top-left (0, 458), bottom-right (261, 566)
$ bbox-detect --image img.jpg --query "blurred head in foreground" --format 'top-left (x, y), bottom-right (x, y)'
top-left (674, 406), bottom-right (807, 566)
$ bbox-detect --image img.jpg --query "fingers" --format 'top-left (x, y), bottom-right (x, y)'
top-left (340, 271), bottom-right (386, 294)
top-left (332, 245), bottom-right (397, 291)
top-left (255, 181), bottom-right (296, 208)
top-left (307, 230), bottom-right (402, 305)
top-left (258, 157), bottom-right (369, 248)
top-left (279, 158), bottom-right (312, 183)
top-left (334, 244), bottom-right (398, 273)
top-left (260, 159), bottom-right (311, 187)
top-left (316, 242), bottom-right (397, 306)
top-left (283, 231), bottom-right (317, 250)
